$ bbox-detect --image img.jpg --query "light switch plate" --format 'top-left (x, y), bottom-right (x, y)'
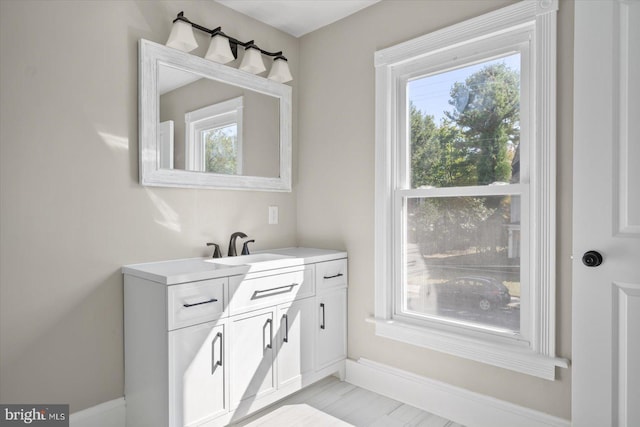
top-left (268, 206), bottom-right (278, 225)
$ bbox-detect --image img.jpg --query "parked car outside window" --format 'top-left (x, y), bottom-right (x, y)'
top-left (434, 276), bottom-right (511, 312)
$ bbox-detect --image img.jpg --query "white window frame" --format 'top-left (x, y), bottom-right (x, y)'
top-left (185, 96), bottom-right (243, 174)
top-left (373, 0), bottom-right (568, 380)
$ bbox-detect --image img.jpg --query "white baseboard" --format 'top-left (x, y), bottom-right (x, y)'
top-left (69, 397), bottom-right (125, 427)
top-left (345, 358), bottom-right (570, 427)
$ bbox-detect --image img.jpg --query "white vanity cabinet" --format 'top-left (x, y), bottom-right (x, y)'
top-left (123, 248), bottom-right (347, 427)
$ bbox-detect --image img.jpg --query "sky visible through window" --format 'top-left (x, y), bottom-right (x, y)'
top-left (408, 53), bottom-right (520, 124)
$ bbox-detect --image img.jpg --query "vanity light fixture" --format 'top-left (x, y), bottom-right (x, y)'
top-left (166, 18), bottom-right (198, 52)
top-left (205, 34), bottom-right (235, 64)
top-left (239, 43), bottom-right (267, 74)
top-left (268, 56), bottom-right (294, 83)
top-left (166, 11), bottom-right (293, 83)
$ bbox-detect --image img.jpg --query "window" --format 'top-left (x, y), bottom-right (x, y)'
top-left (373, 1), bottom-right (567, 379)
top-left (403, 53), bottom-right (526, 336)
top-left (185, 97), bottom-right (243, 174)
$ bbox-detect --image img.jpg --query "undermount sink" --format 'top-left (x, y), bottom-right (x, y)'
top-left (204, 253), bottom-right (302, 271)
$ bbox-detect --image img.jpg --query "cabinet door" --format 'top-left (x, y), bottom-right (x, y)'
top-left (316, 289), bottom-right (347, 370)
top-left (169, 321), bottom-right (227, 427)
top-left (229, 309), bottom-right (275, 409)
top-left (277, 298), bottom-right (315, 388)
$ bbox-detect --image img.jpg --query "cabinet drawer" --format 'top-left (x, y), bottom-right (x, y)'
top-left (315, 259), bottom-right (348, 291)
top-left (228, 267), bottom-right (313, 315)
top-left (168, 278), bottom-right (227, 330)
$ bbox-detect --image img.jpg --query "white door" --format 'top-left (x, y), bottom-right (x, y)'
top-left (229, 309), bottom-right (276, 409)
top-left (277, 298), bottom-right (315, 388)
top-left (316, 289), bottom-right (347, 370)
top-left (573, 1), bottom-right (640, 426)
top-left (169, 321), bottom-right (227, 426)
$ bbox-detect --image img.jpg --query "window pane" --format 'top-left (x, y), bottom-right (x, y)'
top-left (405, 195), bottom-right (521, 333)
top-left (203, 124), bottom-right (238, 174)
top-left (408, 54), bottom-right (520, 188)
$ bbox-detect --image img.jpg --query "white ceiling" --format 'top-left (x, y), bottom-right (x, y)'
top-left (215, 0), bottom-right (381, 38)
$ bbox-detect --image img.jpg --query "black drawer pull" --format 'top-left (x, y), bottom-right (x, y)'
top-left (323, 273), bottom-right (344, 280)
top-left (183, 298), bottom-right (217, 308)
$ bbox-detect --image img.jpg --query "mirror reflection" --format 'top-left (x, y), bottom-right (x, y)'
top-left (158, 63), bottom-right (280, 178)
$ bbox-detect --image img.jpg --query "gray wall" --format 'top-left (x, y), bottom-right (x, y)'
top-left (0, 0), bottom-right (574, 420)
top-left (0, 0), bottom-right (299, 412)
top-left (296, 0), bottom-right (573, 420)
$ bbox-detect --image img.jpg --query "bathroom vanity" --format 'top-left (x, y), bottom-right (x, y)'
top-left (123, 248), bottom-right (347, 427)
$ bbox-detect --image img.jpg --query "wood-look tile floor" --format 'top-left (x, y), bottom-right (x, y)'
top-left (229, 376), bottom-right (464, 427)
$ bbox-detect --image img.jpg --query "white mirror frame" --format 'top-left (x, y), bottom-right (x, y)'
top-left (138, 39), bottom-right (292, 191)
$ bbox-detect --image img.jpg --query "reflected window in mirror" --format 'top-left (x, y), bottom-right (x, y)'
top-left (158, 63), bottom-right (280, 178)
top-left (185, 97), bottom-right (243, 174)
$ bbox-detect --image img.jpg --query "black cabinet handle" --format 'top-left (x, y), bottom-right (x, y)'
top-left (217, 332), bottom-right (223, 367)
top-left (212, 332), bottom-right (223, 372)
top-left (211, 332), bottom-right (223, 370)
top-left (283, 314), bottom-right (289, 343)
top-left (323, 273), bottom-right (343, 280)
top-left (320, 303), bottom-right (326, 330)
top-left (266, 318), bottom-right (273, 349)
top-left (183, 298), bottom-right (217, 308)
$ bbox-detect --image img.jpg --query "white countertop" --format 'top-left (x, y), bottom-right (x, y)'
top-left (122, 247), bottom-right (347, 285)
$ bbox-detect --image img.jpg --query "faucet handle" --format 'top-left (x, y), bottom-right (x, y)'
top-left (206, 243), bottom-right (222, 258)
top-left (241, 239), bottom-right (255, 255)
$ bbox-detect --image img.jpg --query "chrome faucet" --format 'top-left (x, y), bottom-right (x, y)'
top-left (227, 232), bottom-right (248, 257)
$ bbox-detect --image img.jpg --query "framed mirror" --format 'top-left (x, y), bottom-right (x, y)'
top-left (139, 39), bottom-right (292, 191)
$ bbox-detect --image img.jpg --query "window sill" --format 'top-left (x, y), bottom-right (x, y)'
top-left (366, 317), bottom-right (569, 380)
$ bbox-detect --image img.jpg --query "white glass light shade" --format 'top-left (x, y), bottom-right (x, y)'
top-left (166, 20), bottom-right (198, 52)
top-left (239, 47), bottom-right (266, 74)
top-left (267, 57), bottom-right (293, 83)
top-left (205, 35), bottom-right (235, 64)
